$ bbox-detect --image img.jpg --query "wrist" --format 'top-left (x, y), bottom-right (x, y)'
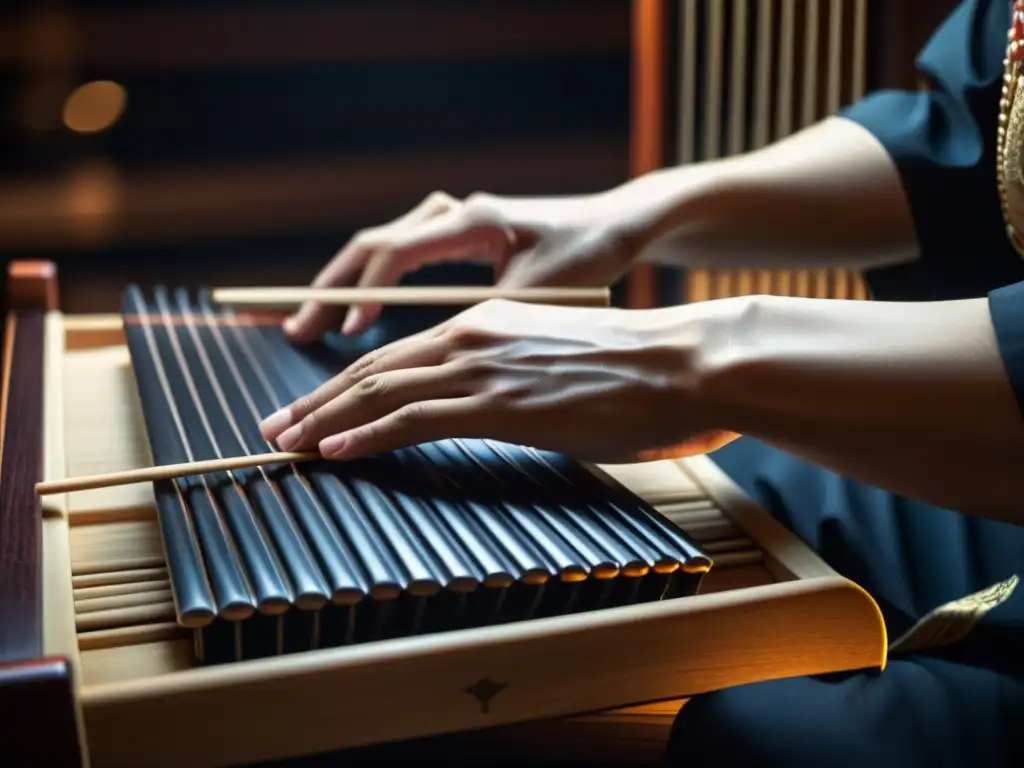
top-left (600, 163), bottom-right (737, 261)
top-left (637, 294), bottom-right (760, 436)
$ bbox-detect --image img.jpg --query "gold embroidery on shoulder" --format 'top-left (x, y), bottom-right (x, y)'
top-left (998, 5), bottom-right (1024, 257)
top-left (888, 574), bottom-right (1020, 655)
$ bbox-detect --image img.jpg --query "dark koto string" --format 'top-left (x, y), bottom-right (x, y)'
top-left (150, 287), bottom-right (311, 613)
top-left (117, 286), bottom-right (715, 663)
top-left (124, 287), bottom-right (251, 623)
top-left (208, 296), bottom-right (499, 592)
top-left (194, 292), bottom-right (374, 601)
top-left (159, 289), bottom-right (336, 610)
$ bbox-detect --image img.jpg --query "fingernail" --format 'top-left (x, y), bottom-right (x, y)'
top-left (341, 311), bottom-right (358, 336)
top-left (276, 423), bottom-right (303, 451)
top-left (319, 433), bottom-right (347, 458)
top-left (282, 315), bottom-right (299, 337)
top-left (260, 408), bottom-right (292, 438)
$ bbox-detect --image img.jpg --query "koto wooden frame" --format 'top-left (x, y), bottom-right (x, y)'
top-left (0, 260), bottom-right (887, 767)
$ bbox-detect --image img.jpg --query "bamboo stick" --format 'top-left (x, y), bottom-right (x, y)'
top-left (211, 286), bottom-right (611, 308)
top-left (36, 450), bottom-right (321, 495)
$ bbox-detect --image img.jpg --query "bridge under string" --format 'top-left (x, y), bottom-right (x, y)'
top-left (121, 285), bottom-right (712, 664)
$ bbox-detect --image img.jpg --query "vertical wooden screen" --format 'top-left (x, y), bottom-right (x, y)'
top-left (631, 0), bottom-right (875, 306)
top-left (683, 0), bottom-right (870, 302)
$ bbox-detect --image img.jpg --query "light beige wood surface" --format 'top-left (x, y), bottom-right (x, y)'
top-left (41, 313), bottom-right (887, 767)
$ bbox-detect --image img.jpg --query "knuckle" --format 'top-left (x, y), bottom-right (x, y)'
top-left (447, 321), bottom-right (491, 349)
top-left (298, 408), bottom-right (320, 437)
top-left (351, 227), bottom-right (379, 248)
top-left (394, 401), bottom-right (428, 426)
top-left (354, 374), bottom-right (388, 400)
top-left (349, 350), bottom-right (381, 378)
top-left (462, 192), bottom-right (499, 223)
top-left (458, 354), bottom-right (498, 381)
top-left (425, 190), bottom-right (454, 208)
top-left (293, 394), bottom-right (317, 420)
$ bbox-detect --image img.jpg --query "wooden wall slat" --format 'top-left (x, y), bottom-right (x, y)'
top-left (681, 0), bottom-right (870, 304)
top-left (627, 0), bottom-right (965, 308)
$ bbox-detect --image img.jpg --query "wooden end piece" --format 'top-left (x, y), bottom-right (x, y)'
top-left (0, 658), bottom-right (83, 766)
top-left (8, 261), bottom-right (59, 311)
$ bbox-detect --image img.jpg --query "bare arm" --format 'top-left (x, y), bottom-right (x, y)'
top-left (604, 117), bottom-right (919, 271)
top-left (701, 293), bottom-right (1024, 523)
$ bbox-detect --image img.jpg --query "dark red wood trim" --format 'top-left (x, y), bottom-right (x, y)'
top-left (0, 262), bottom-right (81, 766)
top-left (626, 0), bottom-right (667, 309)
top-left (0, 658), bottom-right (83, 766)
top-left (0, 262), bottom-right (79, 764)
top-left (0, 306), bottom-right (46, 662)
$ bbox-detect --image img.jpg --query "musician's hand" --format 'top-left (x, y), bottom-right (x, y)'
top-left (283, 189), bottom-right (651, 342)
top-left (261, 299), bottom-right (741, 464)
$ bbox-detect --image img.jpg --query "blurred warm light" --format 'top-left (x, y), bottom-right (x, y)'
top-left (62, 81), bottom-right (127, 134)
top-left (66, 160), bottom-right (121, 243)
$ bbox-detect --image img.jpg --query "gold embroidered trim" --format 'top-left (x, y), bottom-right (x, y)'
top-left (888, 574), bottom-right (1020, 655)
top-left (998, 12), bottom-right (1024, 257)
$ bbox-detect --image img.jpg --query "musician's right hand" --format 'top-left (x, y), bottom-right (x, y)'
top-left (282, 189), bottom-right (654, 343)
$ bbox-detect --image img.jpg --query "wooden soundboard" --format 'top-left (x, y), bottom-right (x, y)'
top-left (0, 262), bottom-right (886, 767)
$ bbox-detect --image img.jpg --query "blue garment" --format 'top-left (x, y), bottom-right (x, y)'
top-left (667, 1), bottom-right (1024, 765)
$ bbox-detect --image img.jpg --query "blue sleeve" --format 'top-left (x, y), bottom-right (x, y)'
top-left (989, 281), bottom-right (1024, 415)
top-left (840, 0), bottom-right (1016, 301)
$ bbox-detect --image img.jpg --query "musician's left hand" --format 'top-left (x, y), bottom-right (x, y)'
top-left (259, 298), bottom-right (743, 463)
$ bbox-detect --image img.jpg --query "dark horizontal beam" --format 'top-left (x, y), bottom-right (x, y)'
top-left (1, 4), bottom-right (629, 71)
top-left (0, 136), bottom-right (627, 250)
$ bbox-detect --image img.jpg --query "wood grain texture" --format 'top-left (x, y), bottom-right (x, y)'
top-left (626, 0), bottom-right (667, 310)
top-left (0, 309), bottom-right (47, 661)
top-left (0, 262), bottom-right (82, 765)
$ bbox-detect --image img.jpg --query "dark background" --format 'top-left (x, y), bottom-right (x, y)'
top-left (0, 0), bottom-right (957, 316)
top-left (1, 0), bottom-right (634, 313)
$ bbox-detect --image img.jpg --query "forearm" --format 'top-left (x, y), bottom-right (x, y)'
top-left (698, 294), bottom-right (1024, 523)
top-left (612, 117), bottom-right (920, 271)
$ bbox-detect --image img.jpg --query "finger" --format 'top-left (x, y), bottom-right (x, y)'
top-left (318, 397), bottom-right (487, 459)
top-left (274, 362), bottom-right (473, 452)
top-left (340, 249), bottom-right (406, 336)
top-left (340, 211), bottom-right (512, 336)
top-left (284, 239), bottom-right (376, 343)
top-left (341, 194), bottom-right (464, 335)
top-left (260, 324), bottom-right (450, 440)
top-left (287, 192), bottom-right (457, 343)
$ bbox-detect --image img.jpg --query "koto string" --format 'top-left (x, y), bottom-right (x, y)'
top-left (175, 294), bottom-right (339, 649)
top-left (151, 289), bottom-right (297, 616)
top-left (192, 292), bottom-right (373, 618)
top-left (160, 290), bottom-right (337, 614)
top-left (121, 286), bottom-right (712, 665)
top-left (211, 300), bottom-right (537, 619)
top-left (208, 298), bottom-right (696, 584)
top-left (213, 298), bottom-right (502, 591)
top-left (206, 295), bottom-right (458, 611)
top-left (124, 286), bottom-right (242, 626)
